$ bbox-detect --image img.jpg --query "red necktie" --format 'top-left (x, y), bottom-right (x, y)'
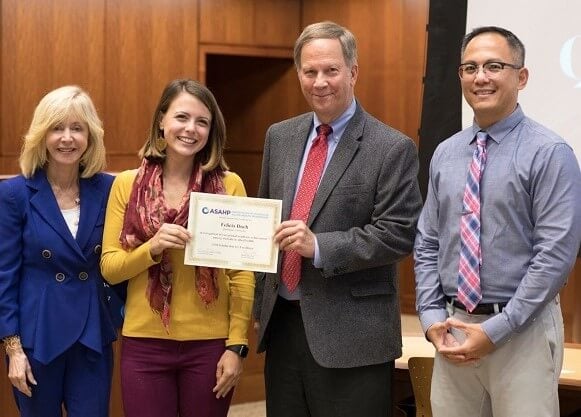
top-left (281, 124), bottom-right (332, 293)
top-left (457, 131), bottom-right (488, 312)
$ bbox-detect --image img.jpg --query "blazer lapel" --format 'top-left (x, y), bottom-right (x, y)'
top-left (308, 105), bottom-right (365, 226)
top-left (75, 177), bottom-right (103, 253)
top-left (282, 114), bottom-right (314, 220)
top-left (28, 171), bottom-right (84, 257)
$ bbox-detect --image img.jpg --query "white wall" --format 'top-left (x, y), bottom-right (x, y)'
top-left (463, 1), bottom-right (581, 164)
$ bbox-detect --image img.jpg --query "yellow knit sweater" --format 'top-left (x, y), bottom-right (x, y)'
top-left (100, 169), bottom-right (254, 346)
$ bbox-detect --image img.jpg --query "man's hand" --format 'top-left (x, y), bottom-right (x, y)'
top-left (275, 220), bottom-right (316, 258)
top-left (438, 318), bottom-right (495, 363)
top-left (426, 321), bottom-right (468, 364)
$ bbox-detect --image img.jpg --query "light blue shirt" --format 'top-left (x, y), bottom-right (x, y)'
top-left (279, 99), bottom-right (356, 300)
top-left (414, 105), bottom-right (581, 344)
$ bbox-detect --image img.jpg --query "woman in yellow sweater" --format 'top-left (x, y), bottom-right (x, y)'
top-left (100, 79), bottom-right (254, 417)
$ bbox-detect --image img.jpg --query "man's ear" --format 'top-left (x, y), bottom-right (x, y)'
top-left (518, 67), bottom-right (529, 91)
top-left (350, 64), bottom-right (359, 85)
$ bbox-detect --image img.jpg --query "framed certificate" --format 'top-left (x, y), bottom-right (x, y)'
top-left (185, 193), bottom-right (282, 273)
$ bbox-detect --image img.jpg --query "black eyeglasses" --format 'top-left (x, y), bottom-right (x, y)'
top-left (458, 61), bottom-right (523, 79)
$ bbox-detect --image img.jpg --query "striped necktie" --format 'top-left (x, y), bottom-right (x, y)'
top-left (457, 131), bottom-right (488, 312)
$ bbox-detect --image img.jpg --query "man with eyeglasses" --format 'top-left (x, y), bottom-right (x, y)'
top-left (415, 26), bottom-right (581, 417)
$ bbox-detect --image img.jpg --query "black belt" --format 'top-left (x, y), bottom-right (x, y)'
top-left (277, 296), bottom-right (301, 308)
top-left (445, 296), bottom-right (507, 315)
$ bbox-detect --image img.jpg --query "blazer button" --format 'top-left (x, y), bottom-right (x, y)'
top-left (94, 245), bottom-right (102, 255)
top-left (42, 249), bottom-right (52, 259)
top-left (55, 273), bottom-right (65, 282)
top-left (272, 281), bottom-right (279, 290)
top-left (78, 271), bottom-right (88, 281)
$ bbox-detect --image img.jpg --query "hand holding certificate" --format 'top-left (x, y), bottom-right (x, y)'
top-left (185, 193), bottom-right (282, 272)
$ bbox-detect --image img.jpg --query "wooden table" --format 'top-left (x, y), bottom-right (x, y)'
top-left (396, 336), bottom-right (581, 388)
top-left (393, 337), bottom-right (581, 416)
top-left (562, 343), bottom-right (581, 390)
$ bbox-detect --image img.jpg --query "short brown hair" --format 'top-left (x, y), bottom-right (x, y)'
top-left (294, 21), bottom-right (358, 70)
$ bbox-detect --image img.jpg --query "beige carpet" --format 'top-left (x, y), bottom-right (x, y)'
top-left (228, 401), bottom-right (266, 417)
top-left (227, 315), bottom-right (422, 417)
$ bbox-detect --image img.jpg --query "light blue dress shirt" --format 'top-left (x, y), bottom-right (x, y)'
top-left (279, 99), bottom-right (356, 300)
top-left (414, 105), bottom-right (581, 344)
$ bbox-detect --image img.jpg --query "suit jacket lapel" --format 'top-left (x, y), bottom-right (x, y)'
top-left (308, 105), bottom-right (365, 226)
top-left (28, 171), bottom-right (84, 257)
top-left (282, 114), bottom-right (314, 220)
top-left (75, 177), bottom-right (103, 253)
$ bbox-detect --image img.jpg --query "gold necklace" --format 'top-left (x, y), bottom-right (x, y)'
top-left (48, 179), bottom-right (80, 207)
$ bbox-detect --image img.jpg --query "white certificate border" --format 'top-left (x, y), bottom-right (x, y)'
top-left (185, 193), bottom-right (281, 273)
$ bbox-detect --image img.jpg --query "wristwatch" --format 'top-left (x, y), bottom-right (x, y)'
top-left (226, 344), bottom-right (249, 358)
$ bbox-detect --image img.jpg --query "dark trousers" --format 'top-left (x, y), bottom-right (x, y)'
top-left (120, 336), bottom-right (233, 417)
top-left (14, 343), bottom-right (113, 417)
top-left (265, 297), bottom-right (393, 417)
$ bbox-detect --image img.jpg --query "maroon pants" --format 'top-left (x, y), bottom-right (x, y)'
top-left (120, 336), bottom-right (233, 417)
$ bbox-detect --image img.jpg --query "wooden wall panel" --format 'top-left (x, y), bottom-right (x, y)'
top-left (572, 263), bottom-right (581, 342)
top-left (199, 0), bottom-right (301, 48)
top-left (231, 327), bottom-right (266, 404)
top-left (561, 262), bottom-right (581, 342)
top-left (0, 354), bottom-right (18, 417)
top-left (0, 342), bottom-right (123, 417)
top-left (202, 49), bottom-right (309, 403)
top-left (0, 2), bottom-right (107, 414)
top-left (302, 0), bottom-right (429, 315)
top-left (302, 0), bottom-right (429, 143)
top-left (0, 0), bottom-right (430, 414)
top-left (0, 0), bottom-right (105, 174)
top-left (203, 51), bottom-right (309, 198)
top-left (103, 0), bottom-right (199, 173)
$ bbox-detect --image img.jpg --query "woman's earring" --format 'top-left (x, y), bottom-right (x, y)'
top-left (155, 129), bottom-right (167, 152)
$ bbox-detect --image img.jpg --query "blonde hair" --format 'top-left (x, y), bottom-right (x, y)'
top-left (139, 79), bottom-right (229, 172)
top-left (19, 85), bottom-right (106, 178)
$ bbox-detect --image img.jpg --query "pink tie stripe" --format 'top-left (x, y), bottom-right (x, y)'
top-left (457, 131), bottom-right (488, 312)
top-left (281, 124), bottom-right (332, 293)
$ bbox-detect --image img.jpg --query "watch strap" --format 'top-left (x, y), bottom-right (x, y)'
top-left (225, 344), bottom-right (249, 358)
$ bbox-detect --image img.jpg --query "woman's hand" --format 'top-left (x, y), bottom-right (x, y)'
top-left (149, 223), bottom-right (191, 257)
top-left (6, 346), bottom-right (36, 397)
top-left (213, 350), bottom-right (243, 399)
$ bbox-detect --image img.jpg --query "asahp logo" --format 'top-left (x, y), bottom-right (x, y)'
top-left (201, 206), bottom-right (232, 215)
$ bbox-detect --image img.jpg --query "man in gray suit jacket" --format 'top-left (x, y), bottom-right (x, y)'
top-left (253, 21), bottom-right (423, 417)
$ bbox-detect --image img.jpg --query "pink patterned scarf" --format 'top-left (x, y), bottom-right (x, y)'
top-left (120, 159), bottom-right (225, 331)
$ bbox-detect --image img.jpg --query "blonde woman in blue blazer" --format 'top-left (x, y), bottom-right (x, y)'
top-left (0, 86), bottom-right (117, 417)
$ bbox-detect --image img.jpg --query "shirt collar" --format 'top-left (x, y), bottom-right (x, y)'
top-left (312, 99), bottom-right (357, 143)
top-left (471, 104), bottom-right (525, 144)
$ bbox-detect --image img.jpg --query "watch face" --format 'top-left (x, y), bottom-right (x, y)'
top-left (228, 344), bottom-right (249, 358)
top-left (238, 345), bottom-right (249, 358)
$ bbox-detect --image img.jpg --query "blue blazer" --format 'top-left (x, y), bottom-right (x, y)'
top-left (0, 170), bottom-right (117, 364)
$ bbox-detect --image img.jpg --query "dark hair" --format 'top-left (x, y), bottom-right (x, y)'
top-left (461, 26), bottom-right (526, 67)
top-left (139, 79), bottom-right (229, 171)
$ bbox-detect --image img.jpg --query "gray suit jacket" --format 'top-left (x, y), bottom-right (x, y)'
top-left (254, 103), bottom-right (423, 368)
